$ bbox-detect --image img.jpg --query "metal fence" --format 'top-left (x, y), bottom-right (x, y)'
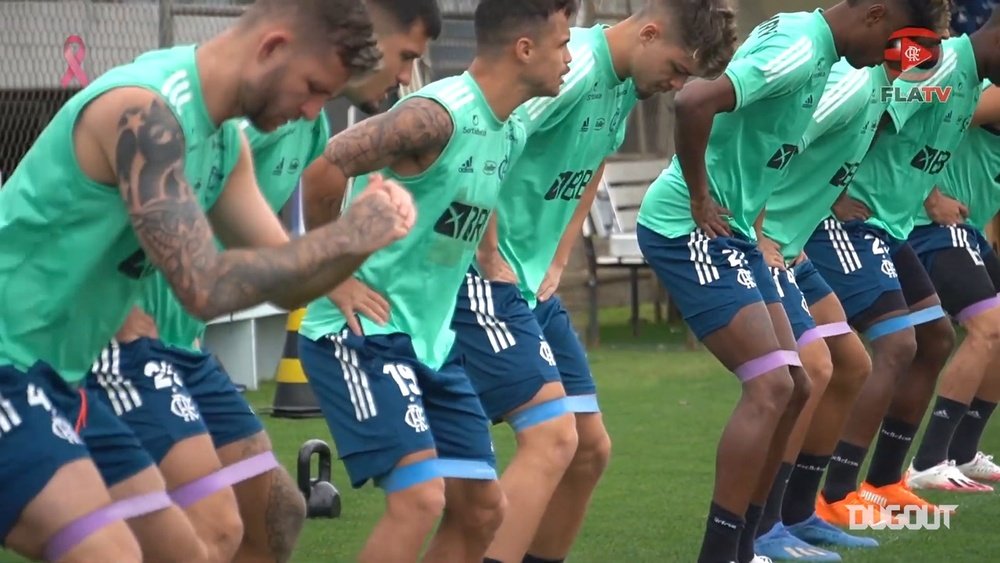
top-left (0, 0), bottom-right (674, 182)
top-left (0, 0), bottom-right (250, 179)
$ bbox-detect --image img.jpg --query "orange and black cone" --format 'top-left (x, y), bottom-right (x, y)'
top-left (271, 308), bottom-right (322, 418)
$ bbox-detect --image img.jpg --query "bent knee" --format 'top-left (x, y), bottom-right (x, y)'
top-left (571, 420), bottom-right (612, 479)
top-left (871, 328), bottom-right (918, 368)
top-left (198, 505), bottom-right (243, 562)
top-left (387, 478), bottom-right (447, 522)
top-left (964, 321), bottom-right (1000, 352)
top-left (515, 408), bottom-right (580, 471)
top-left (745, 367), bottom-right (795, 414)
top-left (454, 480), bottom-right (507, 534)
top-left (916, 319), bottom-right (956, 360)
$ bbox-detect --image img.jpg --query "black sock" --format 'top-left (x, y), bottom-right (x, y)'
top-left (866, 417), bottom-right (918, 486)
top-left (523, 556), bottom-right (563, 563)
top-left (756, 463), bottom-right (793, 538)
top-left (738, 504), bottom-right (764, 563)
top-left (783, 453), bottom-right (831, 525)
top-left (912, 397), bottom-right (968, 471)
top-left (949, 398), bottom-right (998, 465)
top-left (822, 441), bottom-right (868, 503)
top-left (697, 502), bottom-right (744, 563)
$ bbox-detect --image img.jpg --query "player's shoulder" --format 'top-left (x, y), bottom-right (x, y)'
top-left (814, 60), bottom-right (877, 124)
top-left (736, 10), bottom-right (829, 61)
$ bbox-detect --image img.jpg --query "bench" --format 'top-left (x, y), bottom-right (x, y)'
top-left (581, 158), bottom-right (668, 346)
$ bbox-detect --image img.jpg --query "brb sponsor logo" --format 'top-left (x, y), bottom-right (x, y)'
top-left (847, 504), bottom-right (958, 531)
top-left (879, 27), bottom-right (950, 104)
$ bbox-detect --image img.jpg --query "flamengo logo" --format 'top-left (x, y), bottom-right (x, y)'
top-left (846, 504), bottom-right (958, 530)
top-left (881, 27), bottom-right (950, 103)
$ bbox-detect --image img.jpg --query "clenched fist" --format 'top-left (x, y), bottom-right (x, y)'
top-left (340, 174), bottom-right (417, 255)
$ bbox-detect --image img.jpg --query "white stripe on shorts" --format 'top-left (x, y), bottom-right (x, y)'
top-left (465, 273), bottom-right (517, 353)
top-left (687, 230), bottom-right (720, 285)
top-left (823, 219), bottom-right (862, 274)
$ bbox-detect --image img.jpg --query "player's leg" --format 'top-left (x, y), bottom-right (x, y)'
top-left (299, 331), bottom-right (447, 561)
top-left (804, 220), bottom-right (917, 521)
top-left (952, 358), bottom-right (1000, 480)
top-left (88, 339), bottom-right (245, 562)
top-left (183, 351), bottom-right (305, 563)
top-left (638, 225), bottom-right (799, 563)
top-left (754, 268), bottom-right (842, 562)
top-left (950, 234), bottom-right (1000, 481)
top-left (75, 385), bottom-right (219, 563)
top-left (778, 259), bottom-right (878, 549)
top-left (905, 228), bottom-right (1000, 490)
top-left (1, 367), bottom-right (143, 563)
top-left (452, 271), bottom-right (578, 562)
top-left (864, 242), bottom-right (962, 503)
top-left (525, 295), bottom-right (612, 562)
top-left (420, 351), bottom-right (505, 561)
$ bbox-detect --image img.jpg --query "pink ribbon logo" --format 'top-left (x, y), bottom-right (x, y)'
top-left (60, 35), bottom-right (90, 87)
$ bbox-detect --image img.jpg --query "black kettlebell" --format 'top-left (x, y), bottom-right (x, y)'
top-left (297, 439), bottom-right (341, 518)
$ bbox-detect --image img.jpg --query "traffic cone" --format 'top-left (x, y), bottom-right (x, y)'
top-left (271, 308), bottom-right (322, 418)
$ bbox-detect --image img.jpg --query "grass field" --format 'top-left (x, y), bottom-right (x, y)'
top-left (2, 307), bottom-right (996, 562)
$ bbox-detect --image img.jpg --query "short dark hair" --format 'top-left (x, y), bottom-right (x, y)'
top-left (474, 0), bottom-right (578, 49)
top-left (367, 0), bottom-right (443, 40)
top-left (845, 0), bottom-right (951, 35)
top-left (244, 0), bottom-right (382, 74)
top-left (899, 0), bottom-right (952, 34)
top-left (642, 0), bottom-right (738, 77)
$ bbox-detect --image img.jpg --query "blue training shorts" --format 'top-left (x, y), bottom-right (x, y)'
top-left (0, 362), bottom-right (153, 542)
top-left (452, 270), bottom-right (596, 422)
top-left (87, 338), bottom-right (263, 462)
top-left (804, 219), bottom-right (903, 322)
top-left (792, 257), bottom-right (835, 307)
top-left (637, 224), bottom-right (781, 340)
top-left (770, 266), bottom-right (816, 341)
top-left (299, 330), bottom-right (495, 490)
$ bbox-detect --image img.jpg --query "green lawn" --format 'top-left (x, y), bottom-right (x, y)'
top-left (2, 307), bottom-right (997, 562)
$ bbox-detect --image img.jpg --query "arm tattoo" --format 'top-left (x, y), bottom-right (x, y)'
top-left (323, 96), bottom-right (453, 178)
top-left (117, 97), bottom-right (381, 318)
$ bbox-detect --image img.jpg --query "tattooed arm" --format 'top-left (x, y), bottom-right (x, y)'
top-left (83, 88), bottom-right (414, 320)
top-left (304, 96), bottom-right (453, 229)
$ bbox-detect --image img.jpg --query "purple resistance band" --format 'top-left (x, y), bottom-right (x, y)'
top-left (796, 328), bottom-right (825, 348)
top-left (45, 491), bottom-right (172, 562)
top-left (956, 295), bottom-right (1000, 324)
top-left (170, 451), bottom-right (280, 508)
top-left (797, 322), bottom-right (853, 348)
top-left (734, 350), bottom-right (802, 382)
top-left (815, 321), bottom-right (852, 338)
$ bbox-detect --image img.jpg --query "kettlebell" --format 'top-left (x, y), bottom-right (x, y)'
top-left (297, 439), bottom-right (341, 518)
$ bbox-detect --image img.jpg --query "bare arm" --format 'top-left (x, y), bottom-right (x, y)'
top-left (972, 84), bottom-right (1000, 127)
top-left (321, 97), bottom-right (453, 178)
top-left (87, 88), bottom-right (410, 320)
top-left (673, 77), bottom-right (737, 237)
top-left (551, 162), bottom-right (605, 269)
top-left (304, 97), bottom-right (453, 231)
top-left (302, 156), bottom-right (350, 229)
top-left (208, 131), bottom-right (290, 249)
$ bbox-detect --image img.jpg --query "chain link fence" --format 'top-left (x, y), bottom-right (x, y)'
top-left (0, 0), bottom-right (250, 181)
top-left (0, 0), bottom-right (680, 183)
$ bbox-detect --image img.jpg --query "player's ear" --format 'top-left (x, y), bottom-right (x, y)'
top-left (865, 3), bottom-right (887, 25)
top-left (639, 22), bottom-right (661, 44)
top-left (514, 36), bottom-right (534, 64)
top-left (257, 31), bottom-right (293, 65)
